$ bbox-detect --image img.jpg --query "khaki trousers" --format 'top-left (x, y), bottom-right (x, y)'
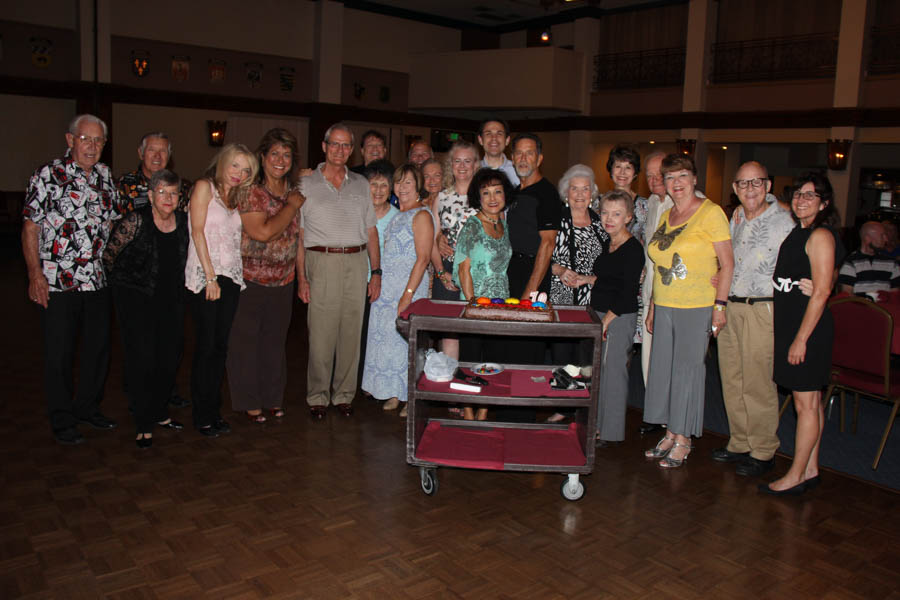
top-left (305, 250), bottom-right (368, 407)
top-left (716, 300), bottom-right (780, 460)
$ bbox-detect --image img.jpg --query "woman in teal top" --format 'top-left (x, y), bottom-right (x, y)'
top-left (452, 170), bottom-right (514, 421)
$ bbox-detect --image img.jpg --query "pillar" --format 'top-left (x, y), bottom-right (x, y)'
top-left (573, 18), bottom-right (600, 116)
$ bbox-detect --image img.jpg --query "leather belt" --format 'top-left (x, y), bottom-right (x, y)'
top-left (308, 244), bottom-right (366, 254)
top-left (728, 296), bottom-right (773, 304)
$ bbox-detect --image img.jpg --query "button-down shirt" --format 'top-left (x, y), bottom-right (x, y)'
top-left (299, 163), bottom-right (375, 247)
top-left (23, 151), bottom-right (124, 292)
top-left (480, 155), bottom-right (520, 187)
top-left (729, 194), bottom-right (795, 297)
top-left (117, 165), bottom-right (191, 212)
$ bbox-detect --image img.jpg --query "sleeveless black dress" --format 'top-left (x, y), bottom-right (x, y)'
top-left (772, 225), bottom-right (843, 391)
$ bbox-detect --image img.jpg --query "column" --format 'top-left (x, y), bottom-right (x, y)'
top-left (312, 0), bottom-right (343, 105)
top-left (573, 17), bottom-right (600, 116)
top-left (681, 0), bottom-right (716, 189)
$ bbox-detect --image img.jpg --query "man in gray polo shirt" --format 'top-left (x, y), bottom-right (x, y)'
top-left (714, 161), bottom-right (795, 477)
top-left (297, 123), bottom-right (380, 419)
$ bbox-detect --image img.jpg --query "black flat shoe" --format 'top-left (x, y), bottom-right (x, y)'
top-left (136, 435), bottom-right (152, 449)
top-left (212, 418), bottom-right (231, 433)
top-left (735, 456), bottom-right (774, 477)
top-left (78, 413), bottom-right (118, 430)
top-left (638, 422), bottom-right (664, 435)
top-left (595, 439), bottom-right (622, 448)
top-left (157, 420), bottom-right (184, 431)
top-left (53, 427), bottom-right (85, 445)
top-left (804, 475), bottom-right (821, 490)
top-left (196, 426), bottom-right (219, 438)
top-left (711, 447), bottom-right (750, 463)
top-left (758, 480), bottom-right (807, 496)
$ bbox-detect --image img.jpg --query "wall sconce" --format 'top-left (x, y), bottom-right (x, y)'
top-left (207, 120), bottom-right (227, 147)
top-left (826, 139), bottom-right (852, 170)
top-left (676, 138), bottom-right (696, 156)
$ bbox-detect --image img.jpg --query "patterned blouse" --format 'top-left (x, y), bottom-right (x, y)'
top-left (628, 195), bottom-right (649, 243)
top-left (550, 208), bottom-right (609, 306)
top-left (436, 188), bottom-right (476, 259)
top-left (239, 184), bottom-right (301, 287)
top-left (452, 217), bottom-right (512, 300)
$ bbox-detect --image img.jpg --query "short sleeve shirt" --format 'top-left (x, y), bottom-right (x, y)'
top-left (647, 199), bottom-right (731, 308)
top-left (507, 177), bottom-right (561, 255)
top-left (299, 163), bottom-right (375, 247)
top-left (729, 197), bottom-right (796, 297)
top-left (480, 156), bottom-right (520, 187)
top-left (23, 152), bottom-right (123, 292)
top-left (239, 184), bottom-right (301, 287)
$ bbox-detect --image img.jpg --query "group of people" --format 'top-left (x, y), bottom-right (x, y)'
top-left (23, 113), bottom-right (866, 497)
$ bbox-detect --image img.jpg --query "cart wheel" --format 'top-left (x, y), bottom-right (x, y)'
top-left (560, 475), bottom-right (584, 501)
top-left (419, 467), bottom-right (438, 496)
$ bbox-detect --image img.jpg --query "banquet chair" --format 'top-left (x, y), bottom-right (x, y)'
top-left (780, 296), bottom-right (898, 469)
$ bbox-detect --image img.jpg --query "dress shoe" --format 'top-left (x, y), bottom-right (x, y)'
top-left (196, 426), bottom-right (219, 438)
top-left (53, 427), bottom-right (85, 445)
top-left (758, 479), bottom-right (808, 496)
top-left (383, 397), bottom-right (400, 411)
top-left (638, 422), bottom-right (664, 435)
top-left (78, 413), bottom-right (118, 430)
top-left (309, 406), bottom-right (326, 420)
top-left (135, 435), bottom-right (152, 449)
top-left (157, 419), bottom-right (184, 431)
top-left (711, 447), bottom-right (750, 463)
top-left (337, 403), bottom-right (353, 417)
top-left (212, 418), bottom-right (231, 433)
top-left (735, 456), bottom-right (774, 477)
top-left (169, 393), bottom-right (191, 408)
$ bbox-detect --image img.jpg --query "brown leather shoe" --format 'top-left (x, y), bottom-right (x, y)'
top-left (309, 406), bottom-right (326, 420)
top-left (337, 403), bottom-right (353, 417)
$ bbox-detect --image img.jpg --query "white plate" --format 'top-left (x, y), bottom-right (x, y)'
top-left (472, 362), bottom-right (504, 376)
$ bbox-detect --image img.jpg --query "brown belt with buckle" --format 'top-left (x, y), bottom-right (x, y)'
top-left (308, 244), bottom-right (367, 254)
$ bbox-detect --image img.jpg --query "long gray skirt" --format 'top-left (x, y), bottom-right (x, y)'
top-left (644, 305), bottom-right (711, 438)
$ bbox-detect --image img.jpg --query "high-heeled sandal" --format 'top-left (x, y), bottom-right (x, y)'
top-left (644, 434), bottom-right (676, 458)
top-left (658, 440), bottom-right (692, 468)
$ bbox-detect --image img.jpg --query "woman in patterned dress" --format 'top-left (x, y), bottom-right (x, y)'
top-left (362, 164), bottom-right (434, 418)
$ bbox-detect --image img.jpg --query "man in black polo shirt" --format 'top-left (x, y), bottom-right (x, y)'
top-left (506, 133), bottom-right (561, 363)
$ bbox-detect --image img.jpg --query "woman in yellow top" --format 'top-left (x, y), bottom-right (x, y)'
top-left (644, 154), bottom-right (734, 468)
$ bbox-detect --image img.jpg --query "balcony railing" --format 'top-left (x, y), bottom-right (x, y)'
top-left (710, 33), bottom-right (838, 83)
top-left (869, 26), bottom-right (900, 76)
top-left (592, 46), bottom-right (686, 91)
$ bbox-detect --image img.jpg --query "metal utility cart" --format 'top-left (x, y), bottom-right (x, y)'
top-left (396, 299), bottom-right (604, 501)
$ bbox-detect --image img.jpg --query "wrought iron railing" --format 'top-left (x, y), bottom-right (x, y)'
top-left (868, 25), bottom-right (900, 75)
top-left (710, 33), bottom-right (838, 83)
top-left (592, 46), bottom-right (686, 90)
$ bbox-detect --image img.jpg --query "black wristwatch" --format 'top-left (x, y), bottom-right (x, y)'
top-left (370, 268), bottom-right (382, 276)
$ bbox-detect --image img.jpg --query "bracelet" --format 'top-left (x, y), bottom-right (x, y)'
top-left (713, 304), bottom-right (726, 312)
top-left (370, 268), bottom-right (382, 276)
top-left (436, 270), bottom-right (445, 277)
top-left (715, 299), bottom-right (727, 306)
top-left (206, 275), bottom-right (217, 284)
top-left (405, 288), bottom-right (414, 294)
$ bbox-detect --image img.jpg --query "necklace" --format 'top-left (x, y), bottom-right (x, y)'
top-left (479, 211), bottom-right (500, 232)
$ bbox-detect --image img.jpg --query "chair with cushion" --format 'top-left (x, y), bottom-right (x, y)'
top-left (779, 296), bottom-right (899, 470)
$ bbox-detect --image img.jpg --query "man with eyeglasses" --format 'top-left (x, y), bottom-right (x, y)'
top-left (713, 161), bottom-right (795, 477)
top-left (296, 123), bottom-right (380, 419)
top-left (477, 118), bottom-right (519, 187)
top-left (22, 113), bottom-right (126, 445)
top-left (118, 132), bottom-right (191, 213)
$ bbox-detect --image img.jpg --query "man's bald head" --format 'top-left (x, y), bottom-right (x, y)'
top-left (861, 221), bottom-right (887, 253)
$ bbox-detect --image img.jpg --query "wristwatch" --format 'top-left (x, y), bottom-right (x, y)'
top-left (370, 268), bottom-right (382, 276)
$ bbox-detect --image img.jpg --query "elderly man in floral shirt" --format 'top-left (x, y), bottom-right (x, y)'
top-left (23, 114), bottom-right (125, 445)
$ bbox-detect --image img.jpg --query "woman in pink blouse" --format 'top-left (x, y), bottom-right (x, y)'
top-left (185, 143), bottom-right (258, 437)
top-left (226, 129), bottom-right (304, 423)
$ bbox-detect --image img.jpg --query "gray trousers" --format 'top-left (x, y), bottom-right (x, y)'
top-left (596, 311), bottom-right (637, 442)
top-left (644, 305), bottom-right (711, 438)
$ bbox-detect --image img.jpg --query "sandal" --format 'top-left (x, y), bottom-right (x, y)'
top-left (644, 434), bottom-right (676, 458)
top-left (658, 440), bottom-right (692, 468)
top-left (245, 411), bottom-right (267, 424)
top-left (270, 408), bottom-right (285, 418)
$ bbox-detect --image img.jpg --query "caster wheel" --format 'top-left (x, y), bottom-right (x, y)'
top-left (419, 467), bottom-right (438, 496)
top-left (560, 477), bottom-right (584, 501)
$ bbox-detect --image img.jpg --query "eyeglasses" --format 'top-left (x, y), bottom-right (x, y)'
top-left (734, 178), bottom-right (766, 189)
top-left (74, 135), bottom-right (106, 146)
top-left (153, 189), bottom-right (180, 198)
top-left (326, 141), bottom-right (352, 150)
top-left (792, 190), bottom-right (820, 201)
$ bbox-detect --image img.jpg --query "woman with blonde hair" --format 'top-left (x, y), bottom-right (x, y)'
top-left (185, 143), bottom-right (258, 437)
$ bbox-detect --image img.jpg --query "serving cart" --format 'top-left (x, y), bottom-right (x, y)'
top-left (396, 299), bottom-right (604, 501)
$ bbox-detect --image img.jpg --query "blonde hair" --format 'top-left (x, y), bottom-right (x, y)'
top-left (442, 140), bottom-right (479, 191)
top-left (204, 143), bottom-right (259, 209)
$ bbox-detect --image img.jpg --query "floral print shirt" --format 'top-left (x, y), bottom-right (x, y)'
top-left (436, 188), bottom-right (476, 260)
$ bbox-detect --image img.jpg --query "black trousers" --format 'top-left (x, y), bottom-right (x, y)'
top-left (190, 277), bottom-right (240, 428)
top-left (113, 285), bottom-right (181, 433)
top-left (41, 288), bottom-right (111, 431)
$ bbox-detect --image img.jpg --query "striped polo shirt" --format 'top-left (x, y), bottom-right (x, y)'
top-left (838, 250), bottom-right (900, 294)
top-left (299, 163), bottom-right (375, 248)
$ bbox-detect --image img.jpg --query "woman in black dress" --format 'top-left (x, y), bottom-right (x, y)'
top-left (104, 169), bottom-right (190, 448)
top-left (762, 172), bottom-right (843, 495)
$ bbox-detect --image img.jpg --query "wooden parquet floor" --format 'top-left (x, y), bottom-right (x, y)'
top-left (1, 255), bottom-right (899, 599)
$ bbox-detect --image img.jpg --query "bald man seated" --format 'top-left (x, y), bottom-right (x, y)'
top-left (838, 221), bottom-right (900, 300)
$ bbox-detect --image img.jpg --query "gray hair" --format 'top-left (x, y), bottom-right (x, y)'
top-left (68, 114), bottom-right (108, 139)
top-left (644, 150), bottom-right (666, 165)
top-left (149, 168), bottom-right (180, 191)
top-left (139, 132), bottom-right (172, 157)
top-left (599, 189), bottom-right (634, 216)
top-left (323, 122), bottom-right (354, 145)
top-left (557, 164), bottom-right (599, 203)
